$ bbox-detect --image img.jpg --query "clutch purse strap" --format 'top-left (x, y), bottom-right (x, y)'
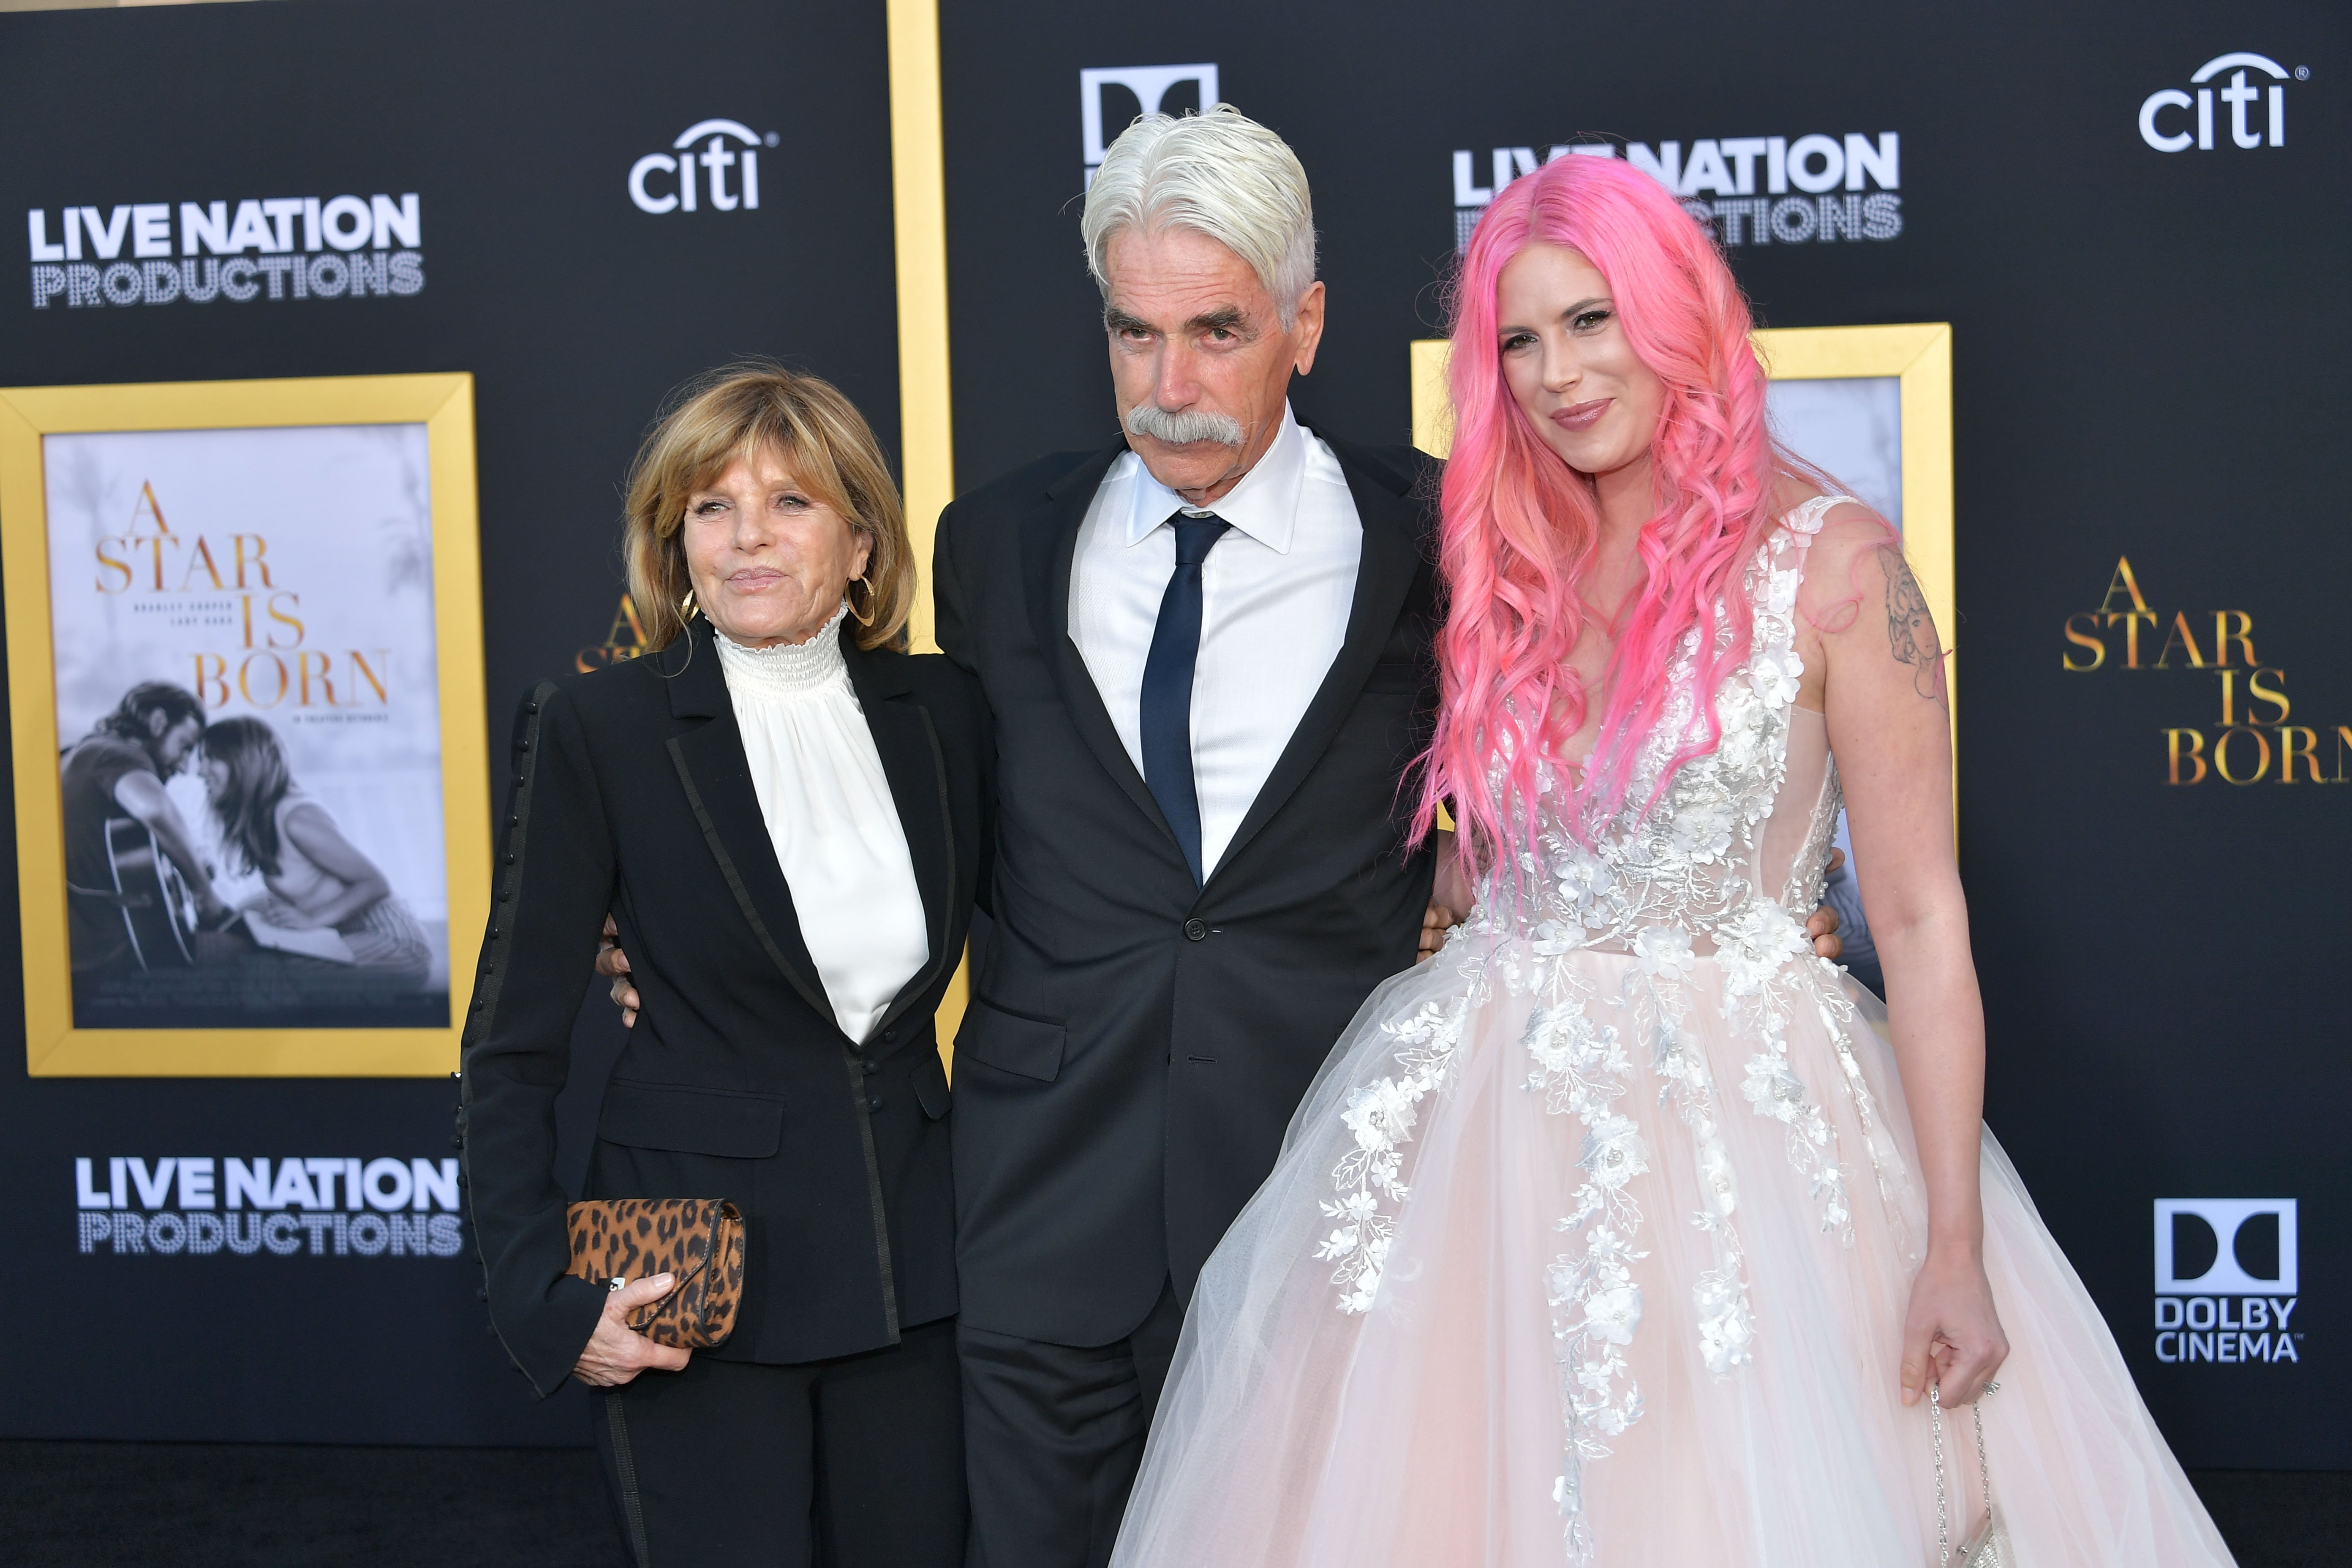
top-left (1929, 1378), bottom-right (2003, 1565)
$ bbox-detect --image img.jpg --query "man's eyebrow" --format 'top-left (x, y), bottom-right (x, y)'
top-left (1186, 306), bottom-right (1252, 336)
top-left (1103, 307), bottom-right (1153, 335)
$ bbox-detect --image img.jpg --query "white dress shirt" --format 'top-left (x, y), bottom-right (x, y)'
top-left (716, 607), bottom-right (931, 1042)
top-left (1070, 403), bottom-right (1363, 878)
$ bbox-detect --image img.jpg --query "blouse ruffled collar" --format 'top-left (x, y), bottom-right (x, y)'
top-left (713, 602), bottom-right (851, 700)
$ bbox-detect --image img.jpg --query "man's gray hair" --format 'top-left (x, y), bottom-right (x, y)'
top-left (1081, 104), bottom-right (1319, 329)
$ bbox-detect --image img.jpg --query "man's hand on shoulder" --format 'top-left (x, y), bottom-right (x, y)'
top-left (1417, 900), bottom-right (1461, 962)
top-left (596, 915), bottom-right (638, 1027)
top-left (1808, 848), bottom-right (1846, 961)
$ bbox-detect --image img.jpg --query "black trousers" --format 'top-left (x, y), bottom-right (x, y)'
top-left (958, 1279), bottom-right (1186, 1568)
top-left (592, 1316), bottom-right (965, 1568)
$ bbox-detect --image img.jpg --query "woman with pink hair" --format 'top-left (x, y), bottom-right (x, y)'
top-left (1110, 155), bottom-right (2230, 1565)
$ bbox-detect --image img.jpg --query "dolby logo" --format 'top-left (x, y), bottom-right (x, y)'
top-left (2152, 1198), bottom-right (2300, 1366)
top-left (1080, 64), bottom-right (1217, 188)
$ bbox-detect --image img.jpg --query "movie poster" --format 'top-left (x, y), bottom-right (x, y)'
top-left (1767, 375), bottom-right (1902, 526)
top-left (1765, 373), bottom-right (1905, 994)
top-left (44, 424), bottom-right (450, 1030)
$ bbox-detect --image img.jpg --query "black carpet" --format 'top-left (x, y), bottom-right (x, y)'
top-left (4, 1440), bottom-right (622, 1568)
top-left (0, 1440), bottom-right (2343, 1566)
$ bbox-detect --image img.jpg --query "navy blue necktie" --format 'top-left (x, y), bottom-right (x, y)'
top-left (1139, 512), bottom-right (1230, 884)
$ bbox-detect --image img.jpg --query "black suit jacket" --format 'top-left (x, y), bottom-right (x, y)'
top-left (934, 428), bottom-right (1440, 1345)
top-left (459, 618), bottom-right (992, 1396)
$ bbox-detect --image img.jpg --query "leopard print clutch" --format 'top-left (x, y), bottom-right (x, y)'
top-left (564, 1198), bottom-right (746, 1349)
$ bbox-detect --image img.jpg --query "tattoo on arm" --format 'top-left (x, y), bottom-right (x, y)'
top-left (1877, 546), bottom-right (1946, 703)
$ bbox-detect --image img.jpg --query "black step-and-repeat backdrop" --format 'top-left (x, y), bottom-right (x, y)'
top-left (935, 0), bottom-right (2348, 1470)
top-left (2, 0), bottom-right (2345, 1471)
top-left (0, 0), bottom-right (901, 1443)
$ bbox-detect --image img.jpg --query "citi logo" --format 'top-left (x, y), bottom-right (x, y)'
top-left (2152, 1198), bottom-right (2300, 1366)
top-left (2139, 52), bottom-right (2306, 152)
top-left (629, 118), bottom-right (777, 215)
top-left (1081, 64), bottom-right (1217, 187)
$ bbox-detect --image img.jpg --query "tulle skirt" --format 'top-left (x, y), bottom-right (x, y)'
top-left (1110, 930), bottom-right (2234, 1566)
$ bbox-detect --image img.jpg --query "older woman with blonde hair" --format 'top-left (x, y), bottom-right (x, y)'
top-left (459, 363), bottom-right (990, 1568)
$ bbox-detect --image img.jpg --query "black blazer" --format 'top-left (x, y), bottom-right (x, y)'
top-left (934, 428), bottom-right (1441, 1346)
top-left (460, 618), bottom-right (992, 1396)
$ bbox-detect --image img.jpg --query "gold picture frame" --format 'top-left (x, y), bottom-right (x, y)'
top-left (0, 373), bottom-right (488, 1076)
top-left (1410, 324), bottom-right (1957, 762)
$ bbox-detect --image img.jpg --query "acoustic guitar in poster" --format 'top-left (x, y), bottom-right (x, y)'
top-left (100, 815), bottom-right (198, 971)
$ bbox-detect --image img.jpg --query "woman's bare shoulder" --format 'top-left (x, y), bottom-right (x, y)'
top-left (1769, 479), bottom-right (1899, 643)
top-left (1808, 504), bottom-right (1896, 571)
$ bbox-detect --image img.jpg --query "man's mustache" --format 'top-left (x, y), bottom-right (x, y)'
top-left (1124, 403), bottom-right (1246, 448)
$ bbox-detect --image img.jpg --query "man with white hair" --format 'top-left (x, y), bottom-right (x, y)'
top-left (931, 103), bottom-right (1835, 1567)
top-left (930, 105), bottom-right (1447, 1567)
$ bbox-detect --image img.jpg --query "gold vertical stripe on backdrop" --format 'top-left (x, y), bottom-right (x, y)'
top-left (1409, 327), bottom-right (1958, 826)
top-left (889, 0), bottom-right (955, 654)
top-left (885, 0), bottom-right (969, 1062)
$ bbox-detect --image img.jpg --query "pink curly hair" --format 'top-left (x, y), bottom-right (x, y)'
top-left (1416, 153), bottom-right (1788, 878)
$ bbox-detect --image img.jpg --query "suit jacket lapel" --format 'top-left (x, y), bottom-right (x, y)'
top-left (1206, 432), bottom-right (1428, 890)
top-left (660, 621), bottom-right (837, 1026)
top-left (842, 639), bottom-right (958, 1040)
top-left (1023, 441), bottom-right (1181, 849)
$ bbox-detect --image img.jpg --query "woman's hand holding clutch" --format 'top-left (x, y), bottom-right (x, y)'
top-left (573, 1272), bottom-right (692, 1386)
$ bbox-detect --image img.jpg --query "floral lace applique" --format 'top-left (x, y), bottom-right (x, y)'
top-left (1315, 982), bottom-right (1479, 1314)
top-left (1719, 901), bottom-right (1852, 1239)
top-left (1625, 923), bottom-right (1759, 1377)
top-left (1810, 972), bottom-right (1918, 1264)
top-left (1520, 951), bottom-right (1647, 1561)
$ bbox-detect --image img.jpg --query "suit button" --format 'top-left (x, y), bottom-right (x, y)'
top-left (866, 1094), bottom-right (884, 1112)
top-left (1183, 918), bottom-right (1207, 942)
top-left (858, 1058), bottom-right (879, 1075)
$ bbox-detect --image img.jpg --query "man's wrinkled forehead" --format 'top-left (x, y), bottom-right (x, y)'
top-left (1101, 226), bottom-right (1272, 316)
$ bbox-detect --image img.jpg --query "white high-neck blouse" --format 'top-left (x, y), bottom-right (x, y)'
top-left (714, 605), bottom-right (930, 1043)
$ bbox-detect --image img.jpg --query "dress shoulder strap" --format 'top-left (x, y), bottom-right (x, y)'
top-left (1781, 492), bottom-right (1861, 538)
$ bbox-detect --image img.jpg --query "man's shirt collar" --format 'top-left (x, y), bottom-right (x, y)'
top-left (1121, 402), bottom-right (1306, 556)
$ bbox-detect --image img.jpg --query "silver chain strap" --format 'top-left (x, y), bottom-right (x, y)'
top-left (1929, 1378), bottom-right (1999, 1565)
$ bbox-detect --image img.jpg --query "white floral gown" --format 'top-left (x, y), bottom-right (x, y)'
top-left (1109, 498), bottom-right (2234, 1567)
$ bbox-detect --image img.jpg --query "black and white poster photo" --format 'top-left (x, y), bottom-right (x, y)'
top-left (46, 424), bottom-right (450, 1032)
top-left (1766, 373), bottom-right (1903, 996)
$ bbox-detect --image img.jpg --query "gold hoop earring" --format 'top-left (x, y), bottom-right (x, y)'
top-left (678, 589), bottom-right (698, 626)
top-left (846, 575), bottom-right (877, 628)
